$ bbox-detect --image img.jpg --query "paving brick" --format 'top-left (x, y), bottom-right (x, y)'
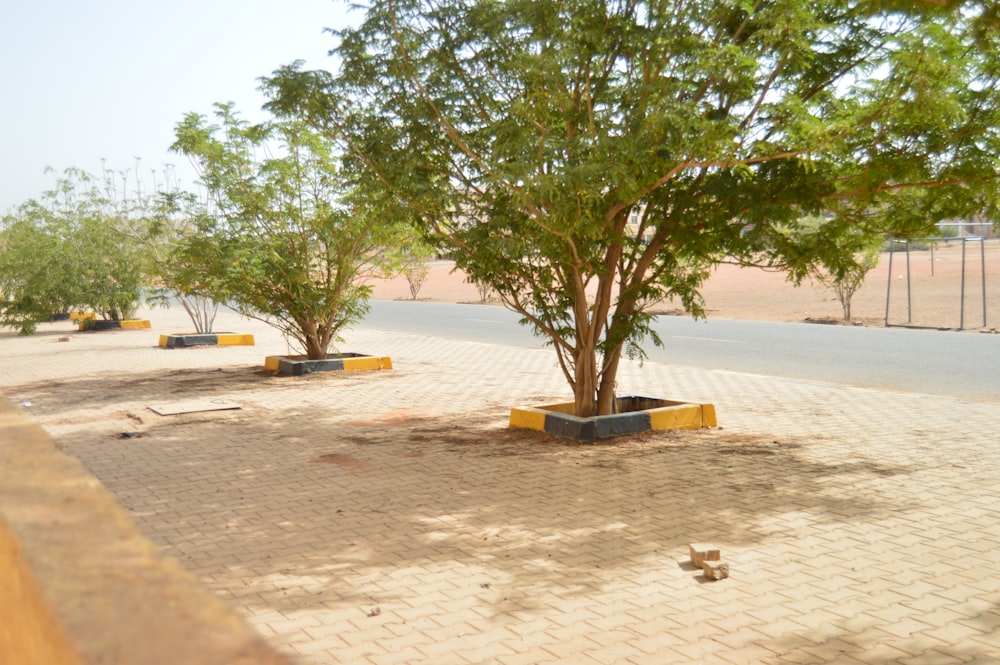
top-left (836, 625), bottom-right (901, 651)
top-left (702, 559), bottom-right (730, 580)
top-left (920, 621), bottom-right (990, 645)
top-left (897, 648), bottom-right (970, 665)
top-left (774, 647), bottom-right (833, 664)
top-left (752, 617), bottom-right (824, 641)
top-left (305, 640), bottom-right (387, 663)
top-left (801, 638), bottom-right (872, 662)
top-left (716, 643), bottom-right (782, 664)
top-left (689, 543), bottom-right (721, 567)
top-left (628, 629), bottom-right (684, 655)
top-left (666, 638), bottom-right (730, 661)
top-left (494, 650), bottom-right (563, 665)
top-left (962, 652), bottom-right (1000, 665)
top-left (819, 597), bottom-right (882, 620)
top-left (290, 634), bottom-right (353, 656)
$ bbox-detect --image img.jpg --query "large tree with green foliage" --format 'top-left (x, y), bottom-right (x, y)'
top-left (265, 0), bottom-right (999, 415)
top-left (171, 103), bottom-right (413, 359)
top-left (0, 169), bottom-right (149, 334)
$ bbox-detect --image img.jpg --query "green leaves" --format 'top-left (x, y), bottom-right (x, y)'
top-left (170, 102), bottom-right (418, 359)
top-left (263, 0), bottom-right (999, 414)
top-left (0, 170), bottom-right (148, 333)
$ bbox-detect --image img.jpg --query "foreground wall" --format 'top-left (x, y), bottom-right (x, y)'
top-left (0, 397), bottom-right (294, 665)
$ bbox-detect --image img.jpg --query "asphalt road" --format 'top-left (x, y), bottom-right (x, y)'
top-left (361, 300), bottom-right (1000, 402)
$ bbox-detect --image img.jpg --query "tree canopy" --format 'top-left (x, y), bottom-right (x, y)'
top-left (171, 103), bottom-right (414, 359)
top-left (0, 169), bottom-right (149, 334)
top-left (264, 0), bottom-right (999, 415)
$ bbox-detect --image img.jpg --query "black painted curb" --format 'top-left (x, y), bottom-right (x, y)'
top-left (162, 334), bottom-right (218, 348)
top-left (78, 319), bottom-right (151, 331)
top-left (265, 353), bottom-right (392, 376)
top-left (158, 333), bottom-right (255, 349)
top-left (543, 410), bottom-right (652, 441)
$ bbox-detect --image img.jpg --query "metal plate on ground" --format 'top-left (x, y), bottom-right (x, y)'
top-left (147, 399), bottom-right (242, 416)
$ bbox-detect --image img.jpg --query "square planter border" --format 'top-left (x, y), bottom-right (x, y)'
top-left (264, 353), bottom-right (392, 376)
top-left (509, 395), bottom-right (717, 442)
top-left (158, 333), bottom-right (255, 349)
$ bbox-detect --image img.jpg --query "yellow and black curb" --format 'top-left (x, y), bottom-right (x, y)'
top-left (509, 395), bottom-right (717, 442)
top-left (264, 353), bottom-right (393, 376)
top-left (158, 333), bottom-right (255, 349)
top-left (78, 319), bottom-right (151, 331)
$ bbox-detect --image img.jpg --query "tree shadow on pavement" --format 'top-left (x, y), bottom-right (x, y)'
top-left (21, 366), bottom-right (999, 664)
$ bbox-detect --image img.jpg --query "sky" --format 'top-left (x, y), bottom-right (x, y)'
top-left (0, 0), bottom-right (357, 212)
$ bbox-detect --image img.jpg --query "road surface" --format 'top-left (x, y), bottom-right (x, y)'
top-left (361, 300), bottom-right (1000, 402)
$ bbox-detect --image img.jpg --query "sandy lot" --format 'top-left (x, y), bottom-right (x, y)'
top-left (370, 240), bottom-right (1000, 331)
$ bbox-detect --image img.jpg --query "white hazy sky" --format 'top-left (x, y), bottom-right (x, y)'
top-left (1, 0), bottom-right (357, 212)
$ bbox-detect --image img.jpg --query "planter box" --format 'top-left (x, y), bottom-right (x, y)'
top-left (264, 353), bottom-right (393, 376)
top-left (79, 319), bottom-right (150, 331)
top-left (158, 333), bottom-right (255, 349)
top-left (509, 395), bottom-right (717, 442)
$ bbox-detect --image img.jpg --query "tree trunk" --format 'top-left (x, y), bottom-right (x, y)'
top-left (573, 343), bottom-right (599, 418)
top-left (304, 334), bottom-right (326, 360)
top-left (838, 286), bottom-right (852, 321)
top-left (573, 344), bottom-right (626, 417)
top-left (596, 345), bottom-right (624, 416)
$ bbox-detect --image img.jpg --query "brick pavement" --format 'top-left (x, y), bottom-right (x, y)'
top-left (1, 305), bottom-right (999, 664)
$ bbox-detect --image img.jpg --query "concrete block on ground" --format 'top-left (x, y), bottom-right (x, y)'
top-left (702, 560), bottom-right (730, 580)
top-left (689, 543), bottom-right (721, 567)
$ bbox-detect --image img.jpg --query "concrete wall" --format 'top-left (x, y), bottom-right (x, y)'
top-left (0, 397), bottom-right (295, 665)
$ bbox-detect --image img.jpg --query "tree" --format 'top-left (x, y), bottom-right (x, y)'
top-left (143, 188), bottom-right (223, 334)
top-left (171, 103), bottom-right (413, 359)
top-left (400, 240), bottom-right (436, 300)
top-left (82, 161), bottom-right (225, 335)
top-left (819, 242), bottom-right (882, 322)
top-left (791, 216), bottom-right (883, 321)
top-left (0, 169), bottom-right (148, 334)
top-left (0, 210), bottom-right (67, 334)
top-left (264, 0), bottom-right (999, 415)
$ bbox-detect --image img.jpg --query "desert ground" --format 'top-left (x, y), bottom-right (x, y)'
top-left (370, 239), bottom-right (1000, 332)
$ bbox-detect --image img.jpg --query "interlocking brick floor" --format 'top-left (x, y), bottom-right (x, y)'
top-left (2, 305), bottom-right (998, 664)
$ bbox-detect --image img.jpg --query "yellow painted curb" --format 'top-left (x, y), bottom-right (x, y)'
top-left (216, 334), bottom-right (255, 346)
top-left (264, 356), bottom-right (285, 372)
top-left (701, 404), bottom-right (718, 428)
top-left (119, 320), bottom-right (151, 329)
top-left (158, 335), bottom-right (169, 348)
top-left (266, 354), bottom-right (392, 373)
top-left (69, 312), bottom-right (94, 321)
top-left (342, 355), bottom-right (392, 371)
top-left (648, 403), bottom-right (706, 430)
top-left (508, 406), bottom-right (547, 431)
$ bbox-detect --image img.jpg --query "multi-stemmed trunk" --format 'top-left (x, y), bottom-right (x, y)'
top-left (301, 318), bottom-right (336, 360)
top-left (572, 331), bottom-right (627, 418)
